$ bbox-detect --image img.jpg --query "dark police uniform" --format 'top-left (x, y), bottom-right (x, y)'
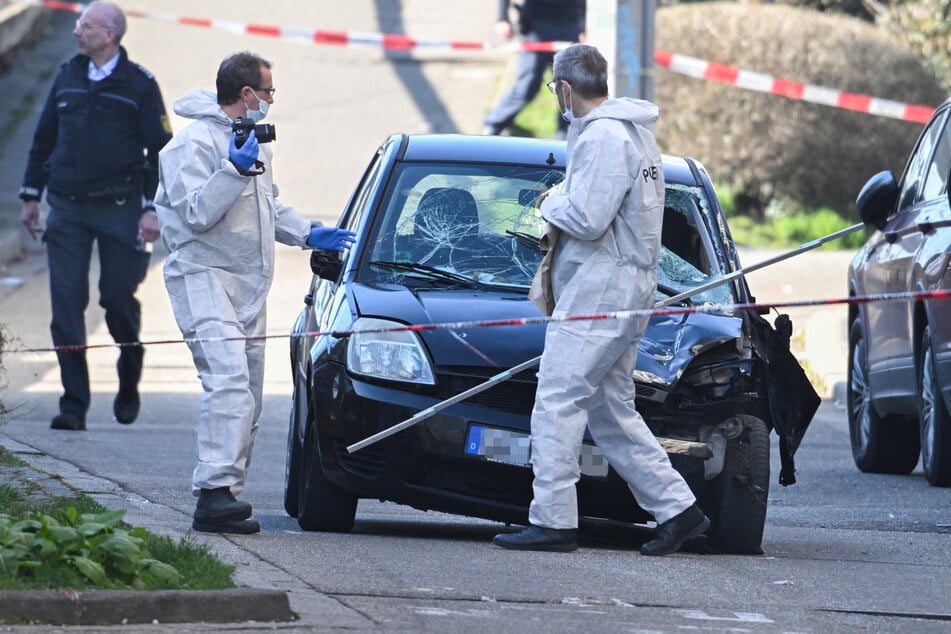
top-left (484, 0), bottom-right (586, 138)
top-left (19, 46), bottom-right (172, 423)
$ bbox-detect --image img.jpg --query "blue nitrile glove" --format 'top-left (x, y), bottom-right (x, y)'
top-left (307, 226), bottom-right (357, 251)
top-left (229, 129), bottom-right (259, 171)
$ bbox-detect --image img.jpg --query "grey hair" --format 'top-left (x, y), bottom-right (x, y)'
top-left (552, 44), bottom-right (609, 100)
top-left (88, 1), bottom-right (127, 42)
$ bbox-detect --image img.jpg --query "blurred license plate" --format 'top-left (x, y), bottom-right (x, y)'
top-left (465, 424), bottom-right (608, 478)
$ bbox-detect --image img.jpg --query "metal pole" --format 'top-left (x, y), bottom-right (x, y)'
top-left (346, 221), bottom-right (865, 454)
top-left (588, 0), bottom-right (655, 101)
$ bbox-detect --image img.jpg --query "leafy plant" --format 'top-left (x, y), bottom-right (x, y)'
top-left (0, 507), bottom-right (182, 589)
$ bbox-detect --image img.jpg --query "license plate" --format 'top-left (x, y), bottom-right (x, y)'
top-left (465, 424), bottom-right (609, 478)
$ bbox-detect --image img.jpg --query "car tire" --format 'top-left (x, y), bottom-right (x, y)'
top-left (847, 318), bottom-right (920, 474)
top-left (918, 325), bottom-right (951, 487)
top-left (704, 415), bottom-right (769, 555)
top-left (297, 423), bottom-right (358, 532)
top-left (283, 379), bottom-right (306, 517)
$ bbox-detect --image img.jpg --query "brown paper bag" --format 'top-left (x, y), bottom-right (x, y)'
top-left (528, 224), bottom-right (559, 316)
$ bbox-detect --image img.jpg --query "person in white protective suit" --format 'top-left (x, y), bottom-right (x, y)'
top-left (493, 44), bottom-right (710, 555)
top-left (154, 51), bottom-right (356, 534)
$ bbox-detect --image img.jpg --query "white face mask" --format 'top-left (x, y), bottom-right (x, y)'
top-left (559, 81), bottom-right (574, 123)
top-left (244, 93), bottom-right (269, 122)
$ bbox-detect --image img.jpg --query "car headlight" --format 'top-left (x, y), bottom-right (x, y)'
top-left (346, 317), bottom-right (436, 385)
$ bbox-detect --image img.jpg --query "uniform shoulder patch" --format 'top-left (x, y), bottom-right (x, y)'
top-left (135, 64), bottom-right (155, 80)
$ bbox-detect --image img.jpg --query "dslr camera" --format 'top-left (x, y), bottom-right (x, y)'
top-left (232, 117), bottom-right (276, 148)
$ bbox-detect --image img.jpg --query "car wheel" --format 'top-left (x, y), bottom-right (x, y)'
top-left (297, 422), bottom-right (358, 532)
top-left (704, 415), bottom-right (769, 555)
top-left (283, 378), bottom-right (306, 517)
top-left (918, 325), bottom-right (951, 487)
top-left (847, 318), bottom-right (920, 474)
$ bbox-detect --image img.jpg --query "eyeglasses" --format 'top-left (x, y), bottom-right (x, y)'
top-left (75, 20), bottom-right (108, 31)
top-left (546, 80), bottom-right (558, 95)
top-left (254, 86), bottom-right (277, 97)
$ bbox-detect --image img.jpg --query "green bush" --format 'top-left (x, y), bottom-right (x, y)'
top-left (655, 3), bottom-right (945, 218)
top-left (874, 0), bottom-right (951, 93)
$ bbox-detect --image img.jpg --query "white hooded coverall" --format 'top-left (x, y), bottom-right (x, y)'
top-left (154, 89), bottom-right (315, 495)
top-left (530, 98), bottom-right (697, 529)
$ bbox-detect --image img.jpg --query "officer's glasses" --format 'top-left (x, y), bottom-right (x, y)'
top-left (254, 86), bottom-right (277, 97)
top-left (546, 80), bottom-right (558, 95)
top-left (75, 20), bottom-right (108, 31)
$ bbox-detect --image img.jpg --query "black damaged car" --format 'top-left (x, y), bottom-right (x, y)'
top-left (285, 133), bottom-right (820, 554)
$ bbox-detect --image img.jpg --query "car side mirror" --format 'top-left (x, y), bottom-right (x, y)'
top-left (855, 171), bottom-right (897, 231)
top-left (310, 249), bottom-right (342, 281)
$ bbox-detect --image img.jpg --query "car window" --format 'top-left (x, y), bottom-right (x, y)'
top-left (921, 120), bottom-right (951, 201)
top-left (342, 150), bottom-right (384, 233)
top-left (659, 184), bottom-right (731, 305)
top-left (898, 111), bottom-right (948, 209)
top-left (367, 163), bottom-right (563, 288)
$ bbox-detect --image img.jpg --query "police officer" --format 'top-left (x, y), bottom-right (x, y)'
top-left (20, 1), bottom-right (172, 431)
top-left (483, 0), bottom-right (586, 139)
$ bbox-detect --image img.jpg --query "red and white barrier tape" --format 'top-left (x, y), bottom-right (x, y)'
top-left (653, 51), bottom-right (935, 124)
top-left (31, 1), bottom-right (935, 123)
top-left (4, 288), bottom-right (951, 355)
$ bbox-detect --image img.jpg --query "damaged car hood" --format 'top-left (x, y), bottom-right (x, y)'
top-left (637, 312), bottom-right (743, 386)
top-left (351, 282), bottom-right (742, 385)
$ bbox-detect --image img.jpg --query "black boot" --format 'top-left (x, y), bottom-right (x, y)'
top-left (639, 504), bottom-right (710, 556)
top-left (51, 412), bottom-right (85, 431)
top-left (114, 346), bottom-right (144, 424)
top-left (192, 517), bottom-right (261, 535)
top-left (192, 487), bottom-right (255, 534)
top-left (493, 525), bottom-right (577, 552)
top-left (113, 387), bottom-right (140, 424)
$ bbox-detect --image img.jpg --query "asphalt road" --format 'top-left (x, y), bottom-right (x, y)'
top-left (0, 1), bottom-right (949, 632)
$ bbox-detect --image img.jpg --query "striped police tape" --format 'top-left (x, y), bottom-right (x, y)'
top-left (4, 288), bottom-right (950, 355)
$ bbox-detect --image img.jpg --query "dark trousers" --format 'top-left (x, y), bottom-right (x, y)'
top-left (43, 195), bottom-right (150, 418)
top-left (484, 19), bottom-right (580, 139)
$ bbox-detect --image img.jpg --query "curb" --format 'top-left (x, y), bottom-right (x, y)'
top-left (0, 588), bottom-right (295, 626)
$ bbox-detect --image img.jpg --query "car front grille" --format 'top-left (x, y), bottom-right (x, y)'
top-left (439, 365), bottom-right (539, 416)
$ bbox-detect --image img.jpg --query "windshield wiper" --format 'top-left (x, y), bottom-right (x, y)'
top-left (505, 230), bottom-right (542, 251)
top-left (370, 260), bottom-right (479, 288)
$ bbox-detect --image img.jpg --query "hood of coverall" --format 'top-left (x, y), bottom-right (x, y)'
top-left (173, 89), bottom-right (233, 124)
top-left (565, 97), bottom-right (659, 148)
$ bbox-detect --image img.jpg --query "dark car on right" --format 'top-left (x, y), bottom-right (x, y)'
top-left (847, 98), bottom-right (951, 487)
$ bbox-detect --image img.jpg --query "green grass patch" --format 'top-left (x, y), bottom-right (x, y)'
top-left (0, 449), bottom-right (236, 591)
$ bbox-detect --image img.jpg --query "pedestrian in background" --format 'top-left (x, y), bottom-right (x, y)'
top-left (483, 0), bottom-right (585, 139)
top-left (19, 1), bottom-right (172, 432)
top-left (154, 51), bottom-right (356, 534)
top-left (493, 44), bottom-right (710, 556)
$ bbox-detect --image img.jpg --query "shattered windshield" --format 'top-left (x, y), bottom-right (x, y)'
top-left (363, 163), bottom-right (731, 303)
top-left (366, 163), bottom-right (563, 289)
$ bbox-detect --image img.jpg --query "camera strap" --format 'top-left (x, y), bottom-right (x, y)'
top-left (236, 160), bottom-right (266, 177)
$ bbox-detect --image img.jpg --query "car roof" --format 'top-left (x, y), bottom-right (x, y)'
top-left (395, 134), bottom-right (702, 187)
